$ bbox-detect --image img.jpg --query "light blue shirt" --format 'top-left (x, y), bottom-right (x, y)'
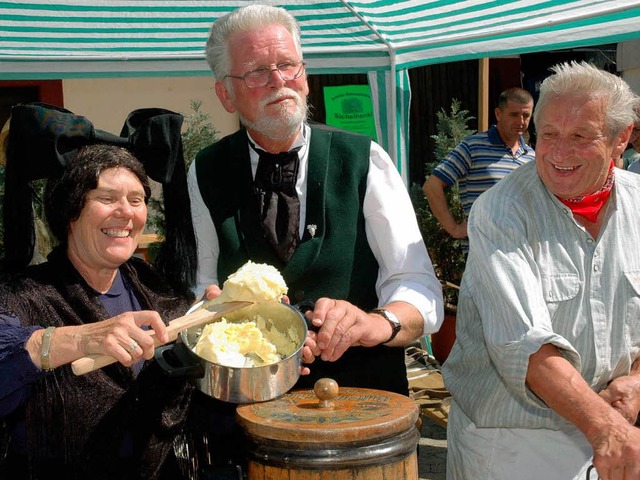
top-left (622, 148), bottom-right (640, 170)
top-left (443, 161), bottom-right (640, 429)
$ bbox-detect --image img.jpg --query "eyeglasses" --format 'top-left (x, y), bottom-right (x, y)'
top-left (223, 61), bottom-right (306, 88)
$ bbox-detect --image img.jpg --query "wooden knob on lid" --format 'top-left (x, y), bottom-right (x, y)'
top-left (314, 378), bottom-right (339, 408)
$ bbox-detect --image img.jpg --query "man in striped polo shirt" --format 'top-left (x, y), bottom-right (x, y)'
top-left (422, 87), bottom-right (535, 252)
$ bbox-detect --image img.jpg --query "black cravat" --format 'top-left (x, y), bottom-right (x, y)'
top-left (253, 145), bottom-right (301, 262)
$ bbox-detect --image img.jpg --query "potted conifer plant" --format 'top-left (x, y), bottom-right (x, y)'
top-left (410, 99), bottom-right (476, 362)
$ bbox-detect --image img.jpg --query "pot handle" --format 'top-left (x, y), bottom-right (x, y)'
top-left (293, 299), bottom-right (319, 332)
top-left (155, 342), bottom-right (205, 379)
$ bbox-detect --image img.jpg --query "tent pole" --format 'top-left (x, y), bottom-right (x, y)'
top-left (478, 57), bottom-right (489, 132)
top-left (390, 51), bottom-right (399, 174)
top-left (339, 0), bottom-right (403, 182)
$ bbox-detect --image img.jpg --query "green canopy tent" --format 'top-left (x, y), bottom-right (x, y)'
top-left (2, 0), bottom-right (640, 184)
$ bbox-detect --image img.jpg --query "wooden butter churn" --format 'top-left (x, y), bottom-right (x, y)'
top-left (236, 378), bottom-right (420, 479)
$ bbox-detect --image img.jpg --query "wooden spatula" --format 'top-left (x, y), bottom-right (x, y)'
top-left (71, 300), bottom-right (252, 376)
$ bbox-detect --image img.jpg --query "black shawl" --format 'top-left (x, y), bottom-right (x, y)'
top-left (0, 247), bottom-right (193, 480)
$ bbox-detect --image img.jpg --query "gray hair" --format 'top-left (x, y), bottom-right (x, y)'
top-left (533, 61), bottom-right (640, 138)
top-left (205, 4), bottom-right (303, 85)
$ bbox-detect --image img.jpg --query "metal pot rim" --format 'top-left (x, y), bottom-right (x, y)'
top-left (176, 301), bottom-right (308, 403)
top-left (181, 301), bottom-right (306, 365)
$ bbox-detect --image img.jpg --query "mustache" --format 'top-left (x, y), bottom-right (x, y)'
top-left (260, 88), bottom-right (303, 107)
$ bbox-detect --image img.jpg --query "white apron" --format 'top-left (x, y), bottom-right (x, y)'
top-left (446, 400), bottom-right (597, 480)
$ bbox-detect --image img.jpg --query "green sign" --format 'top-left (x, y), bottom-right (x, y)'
top-left (323, 85), bottom-right (377, 141)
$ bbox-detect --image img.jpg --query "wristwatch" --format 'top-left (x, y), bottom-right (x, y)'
top-left (371, 308), bottom-right (402, 344)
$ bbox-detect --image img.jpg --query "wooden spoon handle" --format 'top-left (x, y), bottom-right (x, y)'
top-left (70, 301), bottom-right (251, 376)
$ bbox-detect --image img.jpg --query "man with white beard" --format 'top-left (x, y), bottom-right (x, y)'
top-left (188, 4), bottom-right (443, 394)
top-left (186, 6), bottom-right (443, 473)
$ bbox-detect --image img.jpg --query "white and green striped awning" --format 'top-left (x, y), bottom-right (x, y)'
top-left (2, 0), bottom-right (640, 183)
top-left (2, 0), bottom-right (639, 78)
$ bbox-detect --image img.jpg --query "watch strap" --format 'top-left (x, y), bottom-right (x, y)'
top-left (371, 308), bottom-right (401, 344)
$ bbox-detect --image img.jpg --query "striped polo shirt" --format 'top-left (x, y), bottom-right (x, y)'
top-left (432, 125), bottom-right (535, 218)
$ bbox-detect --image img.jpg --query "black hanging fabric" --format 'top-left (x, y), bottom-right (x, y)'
top-left (3, 102), bottom-right (197, 293)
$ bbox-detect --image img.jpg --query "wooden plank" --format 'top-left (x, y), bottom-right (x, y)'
top-left (478, 57), bottom-right (490, 132)
top-left (408, 364), bottom-right (450, 428)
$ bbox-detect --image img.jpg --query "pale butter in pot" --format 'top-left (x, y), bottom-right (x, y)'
top-left (194, 261), bottom-right (297, 368)
top-left (208, 260), bottom-right (288, 305)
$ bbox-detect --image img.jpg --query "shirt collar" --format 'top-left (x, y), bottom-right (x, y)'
top-left (488, 124), bottom-right (529, 153)
top-left (247, 124), bottom-right (309, 176)
top-left (101, 269), bottom-right (126, 298)
top-left (246, 125), bottom-right (307, 155)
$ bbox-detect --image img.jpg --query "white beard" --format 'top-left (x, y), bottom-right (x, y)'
top-left (239, 88), bottom-right (308, 140)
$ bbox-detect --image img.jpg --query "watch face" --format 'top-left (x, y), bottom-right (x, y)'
top-left (384, 309), bottom-right (401, 327)
top-left (373, 309), bottom-right (401, 344)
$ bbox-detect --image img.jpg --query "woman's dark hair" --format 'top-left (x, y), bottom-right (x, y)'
top-left (44, 144), bottom-right (151, 244)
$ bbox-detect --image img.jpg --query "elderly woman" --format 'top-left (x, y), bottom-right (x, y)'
top-left (0, 105), bottom-right (197, 479)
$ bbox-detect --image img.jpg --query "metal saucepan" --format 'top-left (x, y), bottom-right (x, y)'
top-left (155, 302), bottom-right (307, 404)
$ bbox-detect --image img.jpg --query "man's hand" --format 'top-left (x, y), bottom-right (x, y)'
top-left (303, 297), bottom-right (393, 362)
top-left (599, 374), bottom-right (640, 424)
top-left (527, 345), bottom-right (640, 479)
top-left (590, 417), bottom-right (640, 480)
top-left (299, 338), bottom-right (316, 376)
top-left (449, 219), bottom-right (468, 239)
top-left (423, 175), bottom-right (468, 239)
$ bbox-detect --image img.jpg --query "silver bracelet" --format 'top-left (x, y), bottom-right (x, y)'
top-left (40, 326), bottom-right (56, 371)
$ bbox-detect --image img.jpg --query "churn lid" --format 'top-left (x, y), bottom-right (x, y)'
top-left (236, 378), bottom-right (419, 444)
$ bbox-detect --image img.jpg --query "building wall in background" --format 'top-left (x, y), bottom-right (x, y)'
top-left (618, 39), bottom-right (640, 95)
top-left (62, 76), bottom-right (238, 141)
top-left (0, 80), bottom-right (64, 129)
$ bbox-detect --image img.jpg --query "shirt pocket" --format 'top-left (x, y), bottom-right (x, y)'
top-left (623, 271), bottom-right (640, 297)
top-left (541, 273), bottom-right (580, 324)
top-left (541, 273), bottom-right (580, 302)
top-left (623, 271), bottom-right (640, 345)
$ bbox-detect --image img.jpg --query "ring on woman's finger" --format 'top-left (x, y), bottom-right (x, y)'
top-left (129, 341), bottom-right (139, 352)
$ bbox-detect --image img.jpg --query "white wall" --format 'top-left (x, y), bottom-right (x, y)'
top-left (62, 76), bottom-right (238, 137)
top-left (622, 68), bottom-right (640, 96)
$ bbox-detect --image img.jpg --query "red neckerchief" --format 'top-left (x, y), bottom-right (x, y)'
top-left (558, 161), bottom-right (614, 222)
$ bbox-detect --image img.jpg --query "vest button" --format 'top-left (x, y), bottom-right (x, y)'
top-left (293, 290), bottom-right (305, 302)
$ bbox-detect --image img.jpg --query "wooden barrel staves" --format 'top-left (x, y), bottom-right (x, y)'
top-left (236, 378), bottom-right (420, 479)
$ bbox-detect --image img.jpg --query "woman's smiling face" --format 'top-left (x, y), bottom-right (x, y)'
top-left (67, 167), bottom-right (147, 271)
top-left (535, 95), bottom-right (624, 200)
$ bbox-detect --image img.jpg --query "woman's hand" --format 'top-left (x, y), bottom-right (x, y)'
top-left (79, 311), bottom-right (168, 365)
top-left (27, 310), bottom-right (168, 370)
